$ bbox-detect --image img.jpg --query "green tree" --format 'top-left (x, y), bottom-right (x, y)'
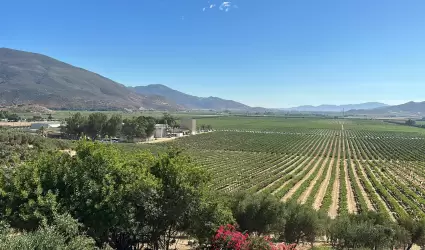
top-left (86, 112), bottom-right (108, 139)
top-left (231, 192), bottom-right (286, 235)
top-left (187, 193), bottom-right (234, 246)
top-left (0, 213), bottom-right (97, 250)
top-left (147, 148), bottom-right (210, 250)
top-left (122, 116), bottom-right (156, 142)
top-left (62, 112), bottom-right (87, 139)
top-left (37, 126), bottom-right (47, 137)
top-left (406, 119), bottom-right (417, 126)
top-left (281, 202), bottom-right (320, 246)
top-left (104, 114), bottom-right (122, 138)
top-left (0, 140), bottom-right (220, 250)
top-left (399, 217), bottom-right (425, 250)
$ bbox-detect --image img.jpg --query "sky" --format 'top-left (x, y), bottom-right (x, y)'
top-left (1, 0), bottom-right (425, 108)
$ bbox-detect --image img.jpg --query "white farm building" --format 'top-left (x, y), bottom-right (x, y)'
top-left (30, 122), bottom-right (61, 130)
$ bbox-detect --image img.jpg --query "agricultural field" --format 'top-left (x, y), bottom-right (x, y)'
top-left (171, 117), bottom-right (425, 220)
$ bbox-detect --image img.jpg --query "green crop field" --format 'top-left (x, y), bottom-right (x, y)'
top-left (166, 117), bottom-right (425, 220)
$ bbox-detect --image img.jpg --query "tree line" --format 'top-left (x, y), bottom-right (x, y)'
top-left (62, 112), bottom-right (184, 141)
top-left (0, 111), bottom-right (21, 122)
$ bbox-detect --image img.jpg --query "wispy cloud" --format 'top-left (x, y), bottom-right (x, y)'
top-left (202, 1), bottom-right (237, 13)
top-left (219, 2), bottom-right (235, 12)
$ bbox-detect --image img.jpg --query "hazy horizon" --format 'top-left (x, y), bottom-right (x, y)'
top-left (2, 0), bottom-right (425, 108)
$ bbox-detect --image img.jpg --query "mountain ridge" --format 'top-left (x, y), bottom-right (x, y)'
top-left (0, 48), bottom-right (183, 110)
top-left (282, 102), bottom-right (389, 112)
top-left (347, 101), bottom-right (425, 115)
top-left (131, 84), bottom-right (251, 110)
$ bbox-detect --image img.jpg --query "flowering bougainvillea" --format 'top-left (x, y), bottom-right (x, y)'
top-left (211, 224), bottom-right (296, 250)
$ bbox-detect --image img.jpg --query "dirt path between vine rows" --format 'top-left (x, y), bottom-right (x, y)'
top-left (344, 159), bottom-right (357, 214)
top-left (299, 137), bottom-right (335, 204)
top-left (328, 134), bottom-right (341, 218)
top-left (282, 138), bottom-right (333, 202)
top-left (342, 135), bottom-right (357, 214)
top-left (313, 138), bottom-right (337, 210)
top-left (347, 140), bottom-right (374, 211)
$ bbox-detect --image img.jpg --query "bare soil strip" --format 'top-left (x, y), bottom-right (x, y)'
top-left (328, 134), bottom-right (341, 218)
top-left (299, 137), bottom-right (335, 204)
top-left (344, 159), bottom-right (357, 214)
top-left (342, 134), bottom-right (357, 214)
top-left (282, 138), bottom-right (333, 202)
top-left (347, 140), bottom-right (375, 211)
top-left (313, 141), bottom-right (337, 209)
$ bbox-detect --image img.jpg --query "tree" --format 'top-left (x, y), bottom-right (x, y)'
top-left (230, 192), bottom-right (286, 235)
top-left (7, 113), bottom-right (20, 122)
top-left (146, 148), bottom-right (211, 250)
top-left (159, 113), bottom-right (176, 127)
top-left (37, 126), bottom-right (47, 137)
top-left (0, 140), bottom-right (222, 249)
top-left (329, 212), bottom-right (409, 249)
top-left (86, 112), bottom-right (108, 139)
top-left (104, 114), bottom-right (122, 138)
top-left (188, 193), bottom-right (234, 246)
top-left (122, 116), bottom-right (156, 142)
top-left (406, 119), bottom-right (416, 126)
top-left (399, 217), bottom-right (425, 250)
top-left (0, 213), bottom-right (97, 250)
top-left (62, 112), bottom-right (87, 139)
top-left (281, 202), bottom-right (320, 246)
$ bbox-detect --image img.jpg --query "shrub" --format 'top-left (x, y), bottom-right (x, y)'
top-left (211, 224), bottom-right (296, 250)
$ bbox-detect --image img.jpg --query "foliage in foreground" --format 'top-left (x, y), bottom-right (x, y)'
top-left (0, 214), bottom-right (97, 250)
top-left (0, 140), bottom-right (231, 250)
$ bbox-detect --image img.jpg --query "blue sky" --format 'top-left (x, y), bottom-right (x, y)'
top-left (2, 0), bottom-right (425, 108)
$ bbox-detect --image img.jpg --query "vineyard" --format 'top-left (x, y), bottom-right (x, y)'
top-left (174, 118), bottom-right (425, 220)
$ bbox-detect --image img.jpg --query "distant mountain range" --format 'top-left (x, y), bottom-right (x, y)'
top-left (131, 84), bottom-right (250, 110)
top-left (282, 102), bottom-right (389, 112)
top-left (347, 101), bottom-right (425, 116)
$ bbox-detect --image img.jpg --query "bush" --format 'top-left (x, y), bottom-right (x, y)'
top-left (0, 214), bottom-right (96, 250)
top-left (211, 224), bottom-right (296, 250)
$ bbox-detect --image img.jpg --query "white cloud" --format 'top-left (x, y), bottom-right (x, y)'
top-left (219, 2), bottom-right (234, 12)
top-left (210, 4), bottom-right (215, 8)
top-left (203, 7), bottom-right (206, 11)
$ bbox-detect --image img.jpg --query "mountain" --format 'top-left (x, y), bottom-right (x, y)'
top-left (131, 84), bottom-right (251, 110)
top-left (0, 48), bottom-right (178, 110)
top-left (283, 102), bottom-right (389, 112)
top-left (347, 101), bottom-right (425, 116)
